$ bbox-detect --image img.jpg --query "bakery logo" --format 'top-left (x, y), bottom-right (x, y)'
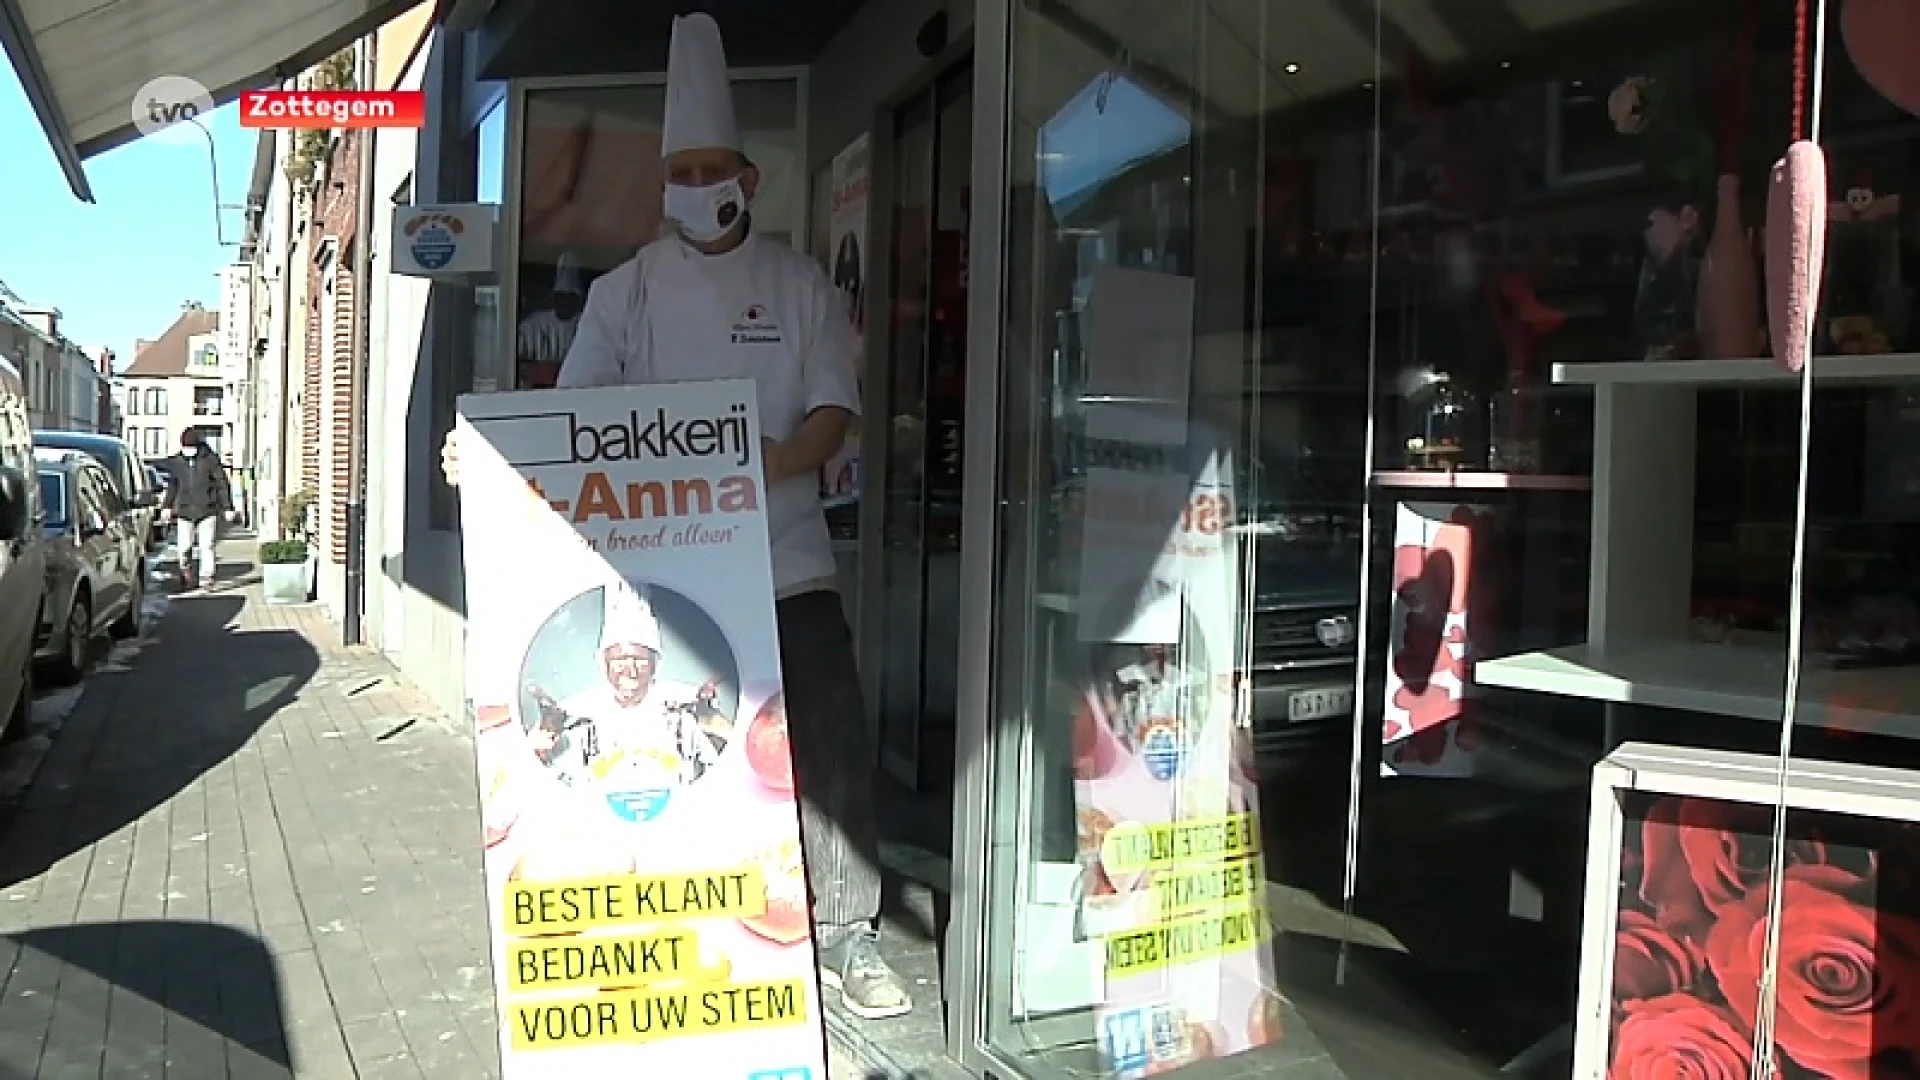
top-left (731, 304), bottom-right (783, 346)
top-left (403, 211), bottom-right (465, 270)
top-left (606, 789), bottom-right (672, 824)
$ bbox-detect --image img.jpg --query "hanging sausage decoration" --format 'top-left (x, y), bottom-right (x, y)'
top-left (1764, 0), bottom-right (1829, 374)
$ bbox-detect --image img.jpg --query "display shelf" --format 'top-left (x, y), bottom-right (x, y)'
top-left (1372, 470), bottom-right (1591, 492)
top-left (1553, 353), bottom-right (1920, 388)
top-left (1476, 639), bottom-right (1920, 739)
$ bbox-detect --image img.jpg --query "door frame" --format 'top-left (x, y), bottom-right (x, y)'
top-left (946, 0), bottom-right (1017, 1068)
top-left (856, 34), bottom-right (977, 792)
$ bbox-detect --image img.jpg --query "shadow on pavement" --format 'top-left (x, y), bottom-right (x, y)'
top-left (0, 920), bottom-right (291, 1075)
top-left (0, 591), bottom-right (319, 887)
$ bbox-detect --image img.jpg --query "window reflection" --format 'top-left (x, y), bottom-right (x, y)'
top-left (973, 0), bottom-right (1920, 1077)
top-left (509, 80), bottom-right (799, 389)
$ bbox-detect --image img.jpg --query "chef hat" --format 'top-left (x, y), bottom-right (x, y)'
top-left (661, 12), bottom-right (740, 157)
top-left (554, 251), bottom-right (583, 295)
top-left (599, 582), bottom-right (662, 654)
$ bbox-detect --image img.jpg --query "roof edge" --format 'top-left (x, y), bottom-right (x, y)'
top-left (0, 0), bottom-right (93, 201)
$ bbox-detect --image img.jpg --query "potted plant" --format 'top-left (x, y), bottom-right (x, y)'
top-left (260, 540), bottom-right (311, 604)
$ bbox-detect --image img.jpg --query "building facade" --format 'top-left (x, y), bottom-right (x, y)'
top-left (0, 302), bottom-right (108, 434)
top-left (117, 303), bottom-right (234, 461)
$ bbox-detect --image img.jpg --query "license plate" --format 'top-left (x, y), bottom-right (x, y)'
top-left (1288, 687), bottom-right (1353, 723)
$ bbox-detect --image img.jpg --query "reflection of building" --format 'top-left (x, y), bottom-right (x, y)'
top-left (20, 0), bottom-right (1920, 1078)
top-left (116, 303), bottom-right (232, 459)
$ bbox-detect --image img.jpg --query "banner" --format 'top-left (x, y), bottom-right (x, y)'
top-left (457, 381), bottom-right (827, 1080)
top-left (821, 134), bottom-right (869, 510)
top-left (1071, 268), bottom-right (1285, 1078)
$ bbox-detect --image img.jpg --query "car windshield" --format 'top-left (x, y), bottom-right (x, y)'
top-left (37, 471), bottom-right (66, 528)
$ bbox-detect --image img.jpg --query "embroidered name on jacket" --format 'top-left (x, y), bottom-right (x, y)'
top-left (730, 304), bottom-right (783, 345)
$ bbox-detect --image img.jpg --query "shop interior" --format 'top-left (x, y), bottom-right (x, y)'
top-left (475, 0), bottom-right (1920, 1076)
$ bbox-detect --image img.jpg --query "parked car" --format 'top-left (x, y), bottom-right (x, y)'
top-left (0, 360), bottom-right (44, 739)
top-left (34, 449), bottom-right (145, 682)
top-left (1233, 488), bottom-right (1368, 771)
top-left (32, 431), bottom-right (159, 550)
top-left (144, 464), bottom-right (171, 546)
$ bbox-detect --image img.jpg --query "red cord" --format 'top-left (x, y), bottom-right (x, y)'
top-left (1792, 0), bottom-right (1808, 139)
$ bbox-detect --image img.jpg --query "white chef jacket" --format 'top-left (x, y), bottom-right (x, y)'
top-left (556, 232), bottom-right (860, 597)
top-left (518, 309), bottom-right (580, 367)
top-left (558, 676), bottom-right (717, 785)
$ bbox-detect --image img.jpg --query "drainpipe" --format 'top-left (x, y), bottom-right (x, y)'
top-left (274, 127), bottom-right (296, 541)
top-left (343, 33), bottom-right (378, 646)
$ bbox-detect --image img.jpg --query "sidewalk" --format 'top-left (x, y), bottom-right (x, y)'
top-left (0, 543), bottom-right (927, 1079)
top-left (0, 546), bottom-right (497, 1078)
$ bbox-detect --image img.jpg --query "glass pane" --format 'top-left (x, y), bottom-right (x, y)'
top-left (478, 96), bottom-right (506, 204)
top-left (511, 80), bottom-right (799, 389)
top-left (877, 95), bottom-right (936, 781)
top-left (1783, 5), bottom-right (1920, 1078)
top-left (919, 69), bottom-right (975, 792)
top-left (980, 1), bottom-right (1805, 1078)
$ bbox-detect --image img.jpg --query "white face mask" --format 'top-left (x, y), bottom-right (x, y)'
top-left (665, 176), bottom-right (747, 245)
top-left (181, 445), bottom-right (199, 457)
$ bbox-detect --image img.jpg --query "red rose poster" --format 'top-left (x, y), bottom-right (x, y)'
top-left (1606, 792), bottom-right (1920, 1079)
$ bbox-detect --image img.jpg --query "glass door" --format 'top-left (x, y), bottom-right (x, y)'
top-left (874, 64), bottom-right (975, 802)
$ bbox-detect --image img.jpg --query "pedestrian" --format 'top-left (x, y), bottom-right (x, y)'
top-left (442, 11), bottom-right (911, 1022)
top-left (162, 430), bottom-right (233, 593)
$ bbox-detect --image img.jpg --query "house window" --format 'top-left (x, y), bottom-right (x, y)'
top-left (193, 387), bottom-right (224, 416)
top-left (144, 388), bottom-right (164, 415)
top-left (124, 391), bottom-right (139, 416)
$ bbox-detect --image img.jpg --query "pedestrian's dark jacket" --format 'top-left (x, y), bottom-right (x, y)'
top-left (165, 451), bottom-right (231, 522)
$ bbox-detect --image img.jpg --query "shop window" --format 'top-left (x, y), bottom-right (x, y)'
top-left (969, 2), bottom-right (1898, 1079)
top-left (508, 78), bottom-right (800, 390)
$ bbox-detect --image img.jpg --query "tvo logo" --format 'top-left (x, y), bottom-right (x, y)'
top-left (131, 75), bottom-right (216, 146)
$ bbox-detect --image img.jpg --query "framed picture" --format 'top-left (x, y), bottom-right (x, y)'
top-left (1576, 742), bottom-right (1920, 1079)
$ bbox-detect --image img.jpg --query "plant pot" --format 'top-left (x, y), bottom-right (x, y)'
top-left (262, 562), bottom-right (309, 605)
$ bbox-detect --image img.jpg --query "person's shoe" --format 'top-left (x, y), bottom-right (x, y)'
top-left (817, 928), bottom-right (913, 1020)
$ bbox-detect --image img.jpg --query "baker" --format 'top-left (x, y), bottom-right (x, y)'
top-left (442, 11), bottom-right (909, 1021)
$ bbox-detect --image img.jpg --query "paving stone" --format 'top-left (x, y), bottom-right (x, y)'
top-left (0, 545), bottom-right (500, 1079)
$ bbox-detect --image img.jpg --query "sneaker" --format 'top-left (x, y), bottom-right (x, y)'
top-left (817, 928), bottom-right (913, 1020)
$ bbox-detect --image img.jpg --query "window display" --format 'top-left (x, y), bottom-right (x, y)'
top-left (966, 0), bottom-right (1920, 1076)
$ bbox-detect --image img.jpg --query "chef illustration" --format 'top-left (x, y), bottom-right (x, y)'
top-left (527, 582), bottom-right (723, 788)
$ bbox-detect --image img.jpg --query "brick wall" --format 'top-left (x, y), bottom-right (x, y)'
top-left (328, 262), bottom-right (355, 565)
top-left (302, 130), bottom-right (362, 567)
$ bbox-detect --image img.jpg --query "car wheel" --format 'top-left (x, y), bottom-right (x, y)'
top-left (110, 570), bottom-right (143, 640)
top-left (48, 594), bottom-right (90, 685)
top-left (1, 651), bottom-right (29, 744)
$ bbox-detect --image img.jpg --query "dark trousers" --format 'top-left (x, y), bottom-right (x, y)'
top-left (776, 589), bottom-right (883, 937)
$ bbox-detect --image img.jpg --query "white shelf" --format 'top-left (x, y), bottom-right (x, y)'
top-left (1552, 353), bottom-right (1920, 388)
top-left (1372, 470), bottom-right (1591, 492)
top-left (1476, 640), bottom-right (1920, 740)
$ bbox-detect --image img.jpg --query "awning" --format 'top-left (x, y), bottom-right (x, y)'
top-left (0, 0), bottom-right (425, 202)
